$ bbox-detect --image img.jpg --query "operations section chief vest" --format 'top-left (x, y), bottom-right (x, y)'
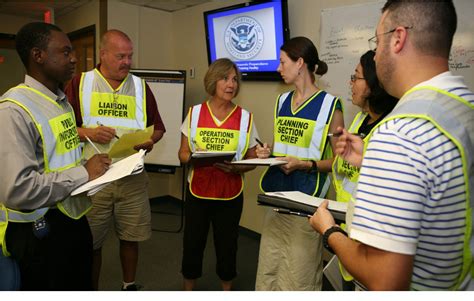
top-left (188, 102), bottom-right (252, 200)
top-left (0, 85), bottom-right (92, 256)
top-left (332, 111), bottom-right (368, 203)
top-left (260, 90), bottom-right (340, 197)
top-left (79, 69), bottom-right (147, 158)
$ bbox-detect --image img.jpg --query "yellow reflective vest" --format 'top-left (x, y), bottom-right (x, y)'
top-left (0, 85), bottom-right (91, 256)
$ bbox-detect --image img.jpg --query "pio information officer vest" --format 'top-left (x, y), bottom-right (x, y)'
top-left (0, 85), bottom-right (92, 256)
top-left (260, 90), bottom-right (340, 197)
top-left (332, 112), bottom-right (367, 203)
top-left (188, 102), bottom-right (252, 200)
top-left (79, 69), bottom-right (147, 158)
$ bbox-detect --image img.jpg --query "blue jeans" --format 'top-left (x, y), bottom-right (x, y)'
top-left (0, 252), bottom-right (20, 290)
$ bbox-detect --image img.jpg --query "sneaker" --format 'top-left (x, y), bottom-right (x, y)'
top-left (121, 283), bottom-right (144, 291)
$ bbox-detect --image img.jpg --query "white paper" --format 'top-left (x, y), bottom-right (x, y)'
top-left (71, 149), bottom-right (146, 196)
top-left (265, 191), bottom-right (347, 213)
top-left (231, 158), bottom-right (287, 166)
top-left (191, 151), bottom-right (236, 158)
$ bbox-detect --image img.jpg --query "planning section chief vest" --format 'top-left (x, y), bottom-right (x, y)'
top-left (188, 102), bottom-right (252, 200)
top-left (79, 68), bottom-right (147, 159)
top-left (260, 90), bottom-right (340, 197)
top-left (354, 86), bottom-right (473, 290)
top-left (332, 112), bottom-right (368, 203)
top-left (0, 85), bottom-right (92, 256)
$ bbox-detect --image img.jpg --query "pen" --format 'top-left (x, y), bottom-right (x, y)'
top-left (85, 135), bottom-right (102, 154)
top-left (273, 208), bottom-right (312, 218)
top-left (255, 138), bottom-right (265, 147)
top-left (327, 132), bottom-right (366, 138)
top-left (97, 121), bottom-right (120, 139)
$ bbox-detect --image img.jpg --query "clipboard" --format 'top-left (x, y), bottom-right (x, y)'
top-left (189, 151), bottom-right (236, 167)
top-left (257, 191), bottom-right (347, 221)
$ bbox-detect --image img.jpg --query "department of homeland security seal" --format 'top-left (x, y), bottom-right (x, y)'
top-left (224, 16), bottom-right (264, 60)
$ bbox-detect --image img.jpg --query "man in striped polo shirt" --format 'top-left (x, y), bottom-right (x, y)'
top-left (310, 0), bottom-right (473, 290)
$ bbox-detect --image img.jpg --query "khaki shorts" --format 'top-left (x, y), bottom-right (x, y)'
top-left (87, 171), bottom-right (152, 250)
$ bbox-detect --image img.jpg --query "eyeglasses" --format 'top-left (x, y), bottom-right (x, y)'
top-left (350, 74), bottom-right (365, 82)
top-left (368, 26), bottom-right (413, 51)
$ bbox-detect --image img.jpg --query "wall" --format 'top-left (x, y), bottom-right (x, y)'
top-left (107, 1), bottom-right (174, 69)
top-left (56, 0), bottom-right (102, 57)
top-left (0, 13), bottom-right (38, 34)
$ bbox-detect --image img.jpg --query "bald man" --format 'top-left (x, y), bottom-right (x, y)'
top-left (65, 29), bottom-right (166, 291)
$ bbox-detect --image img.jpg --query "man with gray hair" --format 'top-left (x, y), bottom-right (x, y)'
top-left (65, 29), bottom-right (166, 290)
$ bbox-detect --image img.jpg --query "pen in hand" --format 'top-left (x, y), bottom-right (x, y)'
top-left (85, 135), bottom-right (102, 154)
top-left (273, 208), bottom-right (312, 218)
top-left (255, 138), bottom-right (265, 147)
top-left (96, 121), bottom-right (120, 139)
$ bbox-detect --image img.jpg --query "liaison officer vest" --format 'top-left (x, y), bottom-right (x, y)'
top-left (79, 69), bottom-right (146, 158)
top-left (0, 85), bottom-right (92, 256)
top-left (332, 112), bottom-right (367, 203)
top-left (349, 86), bottom-right (473, 290)
top-left (188, 102), bottom-right (252, 200)
top-left (260, 90), bottom-right (340, 197)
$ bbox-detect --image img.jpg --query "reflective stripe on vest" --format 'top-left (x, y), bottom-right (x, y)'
top-left (2, 86), bottom-right (82, 172)
top-left (272, 91), bottom-right (335, 160)
top-left (0, 207), bottom-right (49, 223)
top-left (80, 69), bottom-right (146, 130)
top-left (366, 86), bottom-right (473, 290)
top-left (0, 86), bottom-right (90, 219)
top-left (332, 112), bottom-right (367, 203)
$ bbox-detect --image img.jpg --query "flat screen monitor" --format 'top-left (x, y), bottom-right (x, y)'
top-left (204, 0), bottom-right (289, 81)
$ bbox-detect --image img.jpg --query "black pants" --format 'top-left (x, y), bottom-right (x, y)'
top-left (181, 188), bottom-right (243, 281)
top-left (5, 209), bottom-right (93, 290)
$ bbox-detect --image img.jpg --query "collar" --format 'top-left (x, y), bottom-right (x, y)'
top-left (397, 71), bottom-right (469, 106)
top-left (412, 71), bottom-right (468, 91)
top-left (24, 75), bottom-right (67, 103)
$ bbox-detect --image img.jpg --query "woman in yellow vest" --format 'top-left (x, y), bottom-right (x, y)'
top-left (255, 36), bottom-right (344, 291)
top-left (333, 50), bottom-right (398, 290)
top-left (333, 50), bottom-right (398, 204)
top-left (178, 58), bottom-right (259, 291)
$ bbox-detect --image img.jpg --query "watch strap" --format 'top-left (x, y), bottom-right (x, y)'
top-left (322, 226), bottom-right (347, 254)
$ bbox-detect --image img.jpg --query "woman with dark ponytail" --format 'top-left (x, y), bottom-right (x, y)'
top-left (255, 36), bottom-right (344, 290)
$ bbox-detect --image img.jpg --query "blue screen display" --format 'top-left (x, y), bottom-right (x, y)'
top-left (204, 1), bottom-right (287, 79)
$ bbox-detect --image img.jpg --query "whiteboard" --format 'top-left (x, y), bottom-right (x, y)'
top-left (131, 69), bottom-right (186, 167)
top-left (319, 0), bottom-right (474, 127)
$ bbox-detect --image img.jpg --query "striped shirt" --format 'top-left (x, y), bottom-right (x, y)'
top-left (348, 72), bottom-right (474, 290)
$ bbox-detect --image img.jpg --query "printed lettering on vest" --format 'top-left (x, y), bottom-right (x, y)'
top-left (49, 112), bottom-right (81, 154)
top-left (90, 93), bottom-right (136, 119)
top-left (275, 117), bottom-right (315, 146)
top-left (196, 128), bottom-right (239, 151)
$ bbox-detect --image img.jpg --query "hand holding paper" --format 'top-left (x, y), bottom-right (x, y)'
top-left (72, 149), bottom-right (146, 196)
top-left (108, 126), bottom-right (154, 158)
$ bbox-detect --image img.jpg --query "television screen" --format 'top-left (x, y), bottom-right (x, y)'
top-left (204, 0), bottom-right (289, 81)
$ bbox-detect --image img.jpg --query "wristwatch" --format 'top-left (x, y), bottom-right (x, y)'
top-left (322, 226), bottom-right (347, 254)
top-left (308, 160), bottom-right (318, 173)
